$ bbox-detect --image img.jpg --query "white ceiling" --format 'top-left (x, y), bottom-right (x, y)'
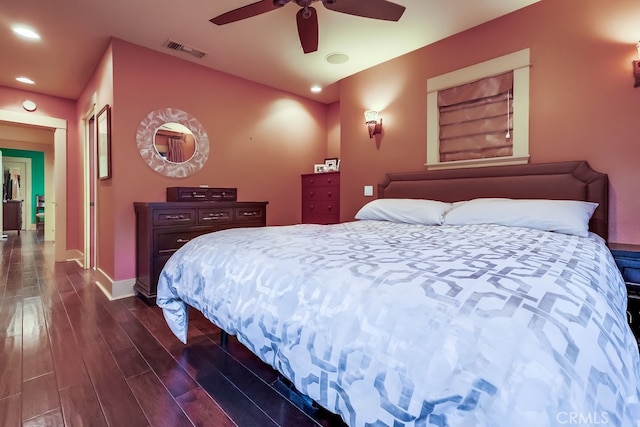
top-left (1, 0), bottom-right (538, 104)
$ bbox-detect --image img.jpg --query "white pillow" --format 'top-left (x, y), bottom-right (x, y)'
top-left (355, 198), bottom-right (452, 225)
top-left (443, 198), bottom-right (598, 237)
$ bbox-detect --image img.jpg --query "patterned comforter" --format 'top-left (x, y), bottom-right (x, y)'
top-left (157, 220), bottom-right (640, 426)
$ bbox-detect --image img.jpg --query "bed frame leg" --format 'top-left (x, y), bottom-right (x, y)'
top-left (220, 331), bottom-right (228, 347)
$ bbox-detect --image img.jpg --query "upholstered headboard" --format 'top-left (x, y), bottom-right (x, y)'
top-left (377, 161), bottom-right (609, 241)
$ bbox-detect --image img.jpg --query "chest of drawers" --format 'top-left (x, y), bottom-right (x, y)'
top-left (2, 200), bottom-right (23, 235)
top-left (134, 201), bottom-right (267, 300)
top-left (301, 172), bottom-right (340, 224)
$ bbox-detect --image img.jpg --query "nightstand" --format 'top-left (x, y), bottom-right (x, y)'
top-left (609, 243), bottom-right (640, 343)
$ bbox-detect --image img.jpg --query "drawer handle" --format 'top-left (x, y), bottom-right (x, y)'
top-left (202, 213), bottom-right (225, 221)
top-left (327, 192), bottom-right (332, 197)
top-left (164, 215), bottom-right (189, 221)
top-left (176, 238), bottom-right (191, 243)
top-left (158, 248), bottom-right (178, 254)
top-left (242, 211), bottom-right (258, 216)
top-left (309, 191), bottom-right (315, 197)
top-left (191, 193), bottom-right (206, 198)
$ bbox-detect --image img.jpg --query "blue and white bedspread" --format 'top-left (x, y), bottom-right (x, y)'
top-left (157, 221), bottom-right (640, 427)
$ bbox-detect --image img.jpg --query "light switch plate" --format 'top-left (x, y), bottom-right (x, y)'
top-left (364, 185), bottom-right (374, 196)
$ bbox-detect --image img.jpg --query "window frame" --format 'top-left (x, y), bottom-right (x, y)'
top-left (426, 49), bottom-right (531, 170)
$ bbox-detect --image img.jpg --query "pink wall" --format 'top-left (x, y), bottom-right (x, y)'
top-left (77, 43), bottom-right (115, 278)
top-left (0, 85), bottom-right (81, 250)
top-left (326, 101), bottom-right (340, 159)
top-left (106, 39), bottom-right (327, 280)
top-left (338, 0), bottom-right (640, 244)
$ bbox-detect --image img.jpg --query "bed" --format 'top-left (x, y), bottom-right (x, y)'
top-left (157, 161), bottom-right (640, 426)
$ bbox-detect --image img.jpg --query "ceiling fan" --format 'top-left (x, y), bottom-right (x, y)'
top-left (210, 0), bottom-right (406, 54)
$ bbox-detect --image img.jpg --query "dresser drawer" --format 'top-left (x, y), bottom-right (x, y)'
top-left (199, 207), bottom-right (234, 224)
top-left (167, 187), bottom-right (237, 202)
top-left (171, 187), bottom-right (209, 201)
top-left (155, 230), bottom-right (205, 255)
top-left (302, 186), bottom-right (339, 201)
top-left (622, 267), bottom-right (640, 287)
top-left (208, 188), bottom-right (237, 201)
top-left (235, 206), bottom-right (266, 223)
top-left (301, 172), bottom-right (339, 188)
top-left (153, 208), bottom-right (197, 226)
top-left (302, 200), bottom-right (339, 222)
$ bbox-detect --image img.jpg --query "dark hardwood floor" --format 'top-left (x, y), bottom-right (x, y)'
top-left (0, 231), bottom-right (347, 427)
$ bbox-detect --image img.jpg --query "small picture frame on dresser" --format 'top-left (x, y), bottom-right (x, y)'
top-left (314, 164), bottom-right (327, 173)
top-left (324, 158), bottom-right (339, 171)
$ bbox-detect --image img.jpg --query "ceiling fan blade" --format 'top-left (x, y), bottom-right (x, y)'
top-left (322, 0), bottom-right (405, 21)
top-left (296, 7), bottom-right (319, 54)
top-left (210, 0), bottom-right (288, 25)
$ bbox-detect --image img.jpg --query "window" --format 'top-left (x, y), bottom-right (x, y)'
top-left (427, 49), bottom-right (530, 170)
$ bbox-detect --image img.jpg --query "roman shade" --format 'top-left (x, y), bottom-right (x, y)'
top-left (438, 71), bottom-right (513, 162)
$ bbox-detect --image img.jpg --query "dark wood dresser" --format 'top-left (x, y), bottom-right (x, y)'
top-left (134, 196), bottom-right (268, 301)
top-left (301, 172), bottom-right (340, 224)
top-left (3, 200), bottom-right (23, 235)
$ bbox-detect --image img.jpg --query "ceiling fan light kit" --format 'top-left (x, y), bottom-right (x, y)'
top-left (211, 0), bottom-right (405, 54)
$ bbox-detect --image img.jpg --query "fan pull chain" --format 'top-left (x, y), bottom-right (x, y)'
top-left (506, 90), bottom-right (511, 139)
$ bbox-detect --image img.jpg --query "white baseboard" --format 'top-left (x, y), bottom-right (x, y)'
top-left (66, 249), bottom-right (83, 262)
top-left (61, 251), bottom-right (136, 300)
top-left (95, 267), bottom-right (136, 300)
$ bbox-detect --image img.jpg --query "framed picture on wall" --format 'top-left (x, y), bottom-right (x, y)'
top-left (97, 104), bottom-right (112, 180)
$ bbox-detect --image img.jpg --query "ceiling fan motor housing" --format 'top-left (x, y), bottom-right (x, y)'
top-left (273, 0), bottom-right (289, 7)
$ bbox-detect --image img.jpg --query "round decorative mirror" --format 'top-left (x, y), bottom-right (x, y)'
top-left (136, 108), bottom-right (209, 178)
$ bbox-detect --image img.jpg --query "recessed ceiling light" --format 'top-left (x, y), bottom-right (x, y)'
top-left (16, 76), bottom-right (35, 85)
top-left (325, 53), bottom-right (349, 65)
top-left (310, 85), bottom-right (322, 93)
top-left (12, 25), bottom-right (41, 40)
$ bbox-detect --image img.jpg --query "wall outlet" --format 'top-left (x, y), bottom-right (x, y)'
top-left (364, 185), bottom-right (374, 197)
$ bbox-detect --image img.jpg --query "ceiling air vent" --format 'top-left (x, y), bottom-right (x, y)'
top-left (164, 39), bottom-right (206, 59)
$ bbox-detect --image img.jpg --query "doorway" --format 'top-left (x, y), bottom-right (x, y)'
top-left (0, 109), bottom-right (67, 262)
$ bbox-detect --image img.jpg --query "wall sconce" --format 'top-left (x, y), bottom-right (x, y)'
top-left (364, 110), bottom-right (382, 138)
top-left (634, 41), bottom-right (640, 88)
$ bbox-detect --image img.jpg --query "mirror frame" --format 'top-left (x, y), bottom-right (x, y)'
top-left (136, 108), bottom-right (210, 178)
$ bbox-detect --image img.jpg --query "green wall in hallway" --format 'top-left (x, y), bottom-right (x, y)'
top-left (0, 148), bottom-right (45, 224)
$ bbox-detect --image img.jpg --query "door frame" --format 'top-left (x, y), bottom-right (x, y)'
top-left (83, 99), bottom-right (97, 269)
top-left (2, 156), bottom-right (33, 231)
top-left (0, 109), bottom-right (67, 262)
